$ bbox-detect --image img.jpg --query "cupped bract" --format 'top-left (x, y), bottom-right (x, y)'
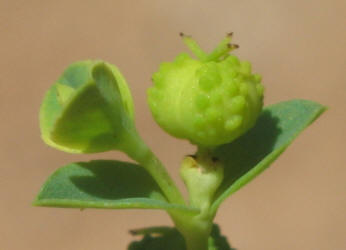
top-left (147, 35), bottom-right (264, 147)
top-left (40, 60), bottom-right (136, 153)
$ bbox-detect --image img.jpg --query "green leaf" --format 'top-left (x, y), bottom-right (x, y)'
top-left (211, 99), bottom-right (326, 211)
top-left (40, 61), bottom-right (136, 154)
top-left (128, 224), bottom-right (234, 250)
top-left (34, 160), bottom-right (198, 213)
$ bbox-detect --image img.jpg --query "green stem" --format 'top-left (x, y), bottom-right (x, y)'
top-left (124, 132), bottom-right (186, 205)
top-left (172, 212), bottom-right (213, 250)
top-left (139, 149), bottom-right (185, 205)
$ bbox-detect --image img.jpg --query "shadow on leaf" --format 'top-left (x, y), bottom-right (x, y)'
top-left (214, 110), bottom-right (281, 197)
top-left (70, 160), bottom-right (164, 200)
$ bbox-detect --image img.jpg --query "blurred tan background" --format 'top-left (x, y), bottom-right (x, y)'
top-left (1, 0), bottom-right (345, 249)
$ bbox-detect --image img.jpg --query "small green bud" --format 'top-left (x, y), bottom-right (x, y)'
top-left (180, 155), bottom-right (224, 217)
top-left (40, 60), bottom-right (138, 154)
top-left (148, 34), bottom-right (264, 147)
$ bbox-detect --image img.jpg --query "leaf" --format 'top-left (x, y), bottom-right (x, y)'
top-left (51, 82), bottom-right (119, 152)
top-left (34, 160), bottom-right (198, 213)
top-left (128, 224), bottom-right (235, 250)
top-left (211, 99), bottom-right (326, 211)
top-left (40, 61), bottom-right (136, 154)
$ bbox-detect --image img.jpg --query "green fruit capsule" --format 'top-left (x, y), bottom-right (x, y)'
top-left (147, 34), bottom-right (264, 147)
top-left (40, 60), bottom-right (138, 154)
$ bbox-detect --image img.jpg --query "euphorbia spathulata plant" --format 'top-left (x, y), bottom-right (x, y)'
top-left (34, 33), bottom-right (326, 250)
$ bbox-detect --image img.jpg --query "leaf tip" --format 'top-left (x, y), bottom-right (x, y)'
top-left (32, 197), bottom-right (42, 207)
